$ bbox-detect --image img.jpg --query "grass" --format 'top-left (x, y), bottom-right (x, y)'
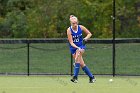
top-left (0, 43), bottom-right (140, 75)
top-left (0, 76), bottom-right (139, 93)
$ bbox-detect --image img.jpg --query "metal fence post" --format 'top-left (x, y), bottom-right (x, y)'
top-left (112, 0), bottom-right (116, 77)
top-left (71, 54), bottom-right (73, 76)
top-left (27, 40), bottom-right (30, 76)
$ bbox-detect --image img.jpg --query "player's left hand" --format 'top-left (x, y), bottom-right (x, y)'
top-left (82, 38), bottom-right (87, 45)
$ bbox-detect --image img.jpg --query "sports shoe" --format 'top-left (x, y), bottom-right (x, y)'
top-left (71, 76), bottom-right (78, 83)
top-left (89, 77), bottom-right (96, 83)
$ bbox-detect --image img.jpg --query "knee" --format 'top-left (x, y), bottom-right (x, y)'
top-left (80, 49), bottom-right (85, 55)
top-left (76, 49), bottom-right (84, 54)
top-left (80, 63), bottom-right (86, 68)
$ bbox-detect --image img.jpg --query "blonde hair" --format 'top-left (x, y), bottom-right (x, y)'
top-left (69, 15), bottom-right (78, 23)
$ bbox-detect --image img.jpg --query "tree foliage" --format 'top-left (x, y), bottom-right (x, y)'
top-left (0, 0), bottom-right (140, 38)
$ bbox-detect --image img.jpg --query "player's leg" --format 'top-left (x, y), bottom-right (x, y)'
top-left (71, 49), bottom-right (81, 83)
top-left (79, 52), bottom-right (96, 83)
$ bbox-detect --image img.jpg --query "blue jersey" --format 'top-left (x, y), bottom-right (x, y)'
top-left (69, 25), bottom-right (83, 49)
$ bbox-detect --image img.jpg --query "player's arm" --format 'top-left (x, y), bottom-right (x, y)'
top-left (80, 25), bottom-right (92, 41)
top-left (67, 28), bottom-right (80, 49)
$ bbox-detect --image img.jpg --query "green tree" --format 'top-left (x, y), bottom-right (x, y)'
top-left (0, 0), bottom-right (140, 38)
top-left (116, 0), bottom-right (140, 38)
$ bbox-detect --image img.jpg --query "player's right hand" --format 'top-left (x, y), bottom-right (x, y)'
top-left (78, 47), bottom-right (81, 51)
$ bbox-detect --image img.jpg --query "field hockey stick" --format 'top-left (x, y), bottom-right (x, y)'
top-left (74, 38), bottom-right (86, 62)
top-left (73, 50), bottom-right (80, 67)
top-left (74, 48), bottom-right (81, 62)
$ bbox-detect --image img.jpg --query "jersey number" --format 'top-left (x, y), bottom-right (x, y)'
top-left (73, 36), bottom-right (79, 42)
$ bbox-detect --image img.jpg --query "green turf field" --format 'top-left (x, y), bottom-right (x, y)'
top-left (0, 76), bottom-right (139, 93)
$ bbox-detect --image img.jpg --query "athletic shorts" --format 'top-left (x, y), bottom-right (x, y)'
top-left (70, 45), bottom-right (86, 55)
